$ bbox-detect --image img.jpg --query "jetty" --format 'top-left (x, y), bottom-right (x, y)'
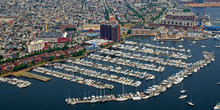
top-left (21, 72), bottom-right (51, 82)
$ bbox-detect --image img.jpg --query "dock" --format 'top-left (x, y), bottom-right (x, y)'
top-left (14, 71), bottom-right (51, 82)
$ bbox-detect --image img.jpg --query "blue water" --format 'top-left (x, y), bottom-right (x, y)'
top-left (0, 36), bottom-right (219, 110)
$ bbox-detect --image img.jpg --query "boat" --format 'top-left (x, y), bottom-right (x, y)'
top-left (116, 85), bottom-right (128, 102)
top-left (192, 41), bottom-right (196, 44)
top-left (179, 95), bottom-right (187, 99)
top-left (180, 90), bottom-right (186, 93)
top-left (214, 102), bottom-right (220, 110)
top-left (90, 95), bottom-right (98, 103)
top-left (180, 83), bottom-right (187, 94)
top-left (187, 95), bottom-right (194, 106)
top-left (174, 78), bottom-right (184, 84)
top-left (214, 34), bottom-right (220, 40)
top-left (217, 82), bottom-right (220, 85)
top-left (100, 99), bottom-right (107, 103)
top-left (187, 101), bottom-right (194, 106)
top-left (201, 45), bottom-right (206, 48)
top-left (90, 99), bottom-right (98, 103)
top-left (215, 42), bottom-right (220, 48)
top-left (116, 97), bottom-right (128, 102)
top-left (132, 92), bottom-right (142, 100)
top-left (178, 45), bottom-right (183, 48)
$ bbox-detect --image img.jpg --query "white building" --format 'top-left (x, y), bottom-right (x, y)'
top-left (28, 40), bottom-right (45, 53)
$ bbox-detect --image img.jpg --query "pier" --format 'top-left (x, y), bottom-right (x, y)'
top-left (21, 72), bottom-right (51, 82)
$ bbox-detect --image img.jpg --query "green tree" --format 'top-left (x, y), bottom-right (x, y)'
top-left (127, 30), bottom-right (132, 34)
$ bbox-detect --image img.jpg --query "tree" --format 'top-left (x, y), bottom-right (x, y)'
top-left (65, 28), bottom-right (76, 31)
top-left (0, 55), bottom-right (3, 60)
top-left (127, 30), bottom-right (132, 34)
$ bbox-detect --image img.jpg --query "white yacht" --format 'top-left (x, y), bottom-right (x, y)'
top-left (179, 95), bottom-right (187, 99)
top-left (187, 101), bottom-right (194, 106)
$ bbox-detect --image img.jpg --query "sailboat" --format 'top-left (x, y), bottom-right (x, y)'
top-left (100, 89), bottom-right (107, 103)
top-left (180, 83), bottom-right (187, 94)
top-left (187, 95), bottom-right (194, 106)
top-left (116, 85), bottom-right (128, 102)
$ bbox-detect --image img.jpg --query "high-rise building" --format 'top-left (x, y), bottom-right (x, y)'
top-left (100, 22), bottom-right (120, 42)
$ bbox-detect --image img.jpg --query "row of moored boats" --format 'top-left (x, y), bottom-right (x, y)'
top-left (0, 77), bottom-right (31, 88)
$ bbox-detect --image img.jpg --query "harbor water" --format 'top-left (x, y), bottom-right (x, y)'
top-left (0, 36), bottom-right (220, 110)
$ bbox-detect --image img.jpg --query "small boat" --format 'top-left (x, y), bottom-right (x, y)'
top-left (90, 99), bottom-right (98, 103)
top-left (178, 45), bottom-right (183, 48)
top-left (116, 97), bottom-right (128, 102)
top-left (180, 83), bottom-right (187, 94)
top-left (215, 45), bottom-right (220, 48)
top-left (100, 99), bottom-right (107, 103)
top-left (214, 102), bottom-right (220, 110)
top-left (216, 82), bottom-right (220, 85)
top-left (187, 101), bottom-right (194, 106)
top-left (187, 95), bottom-right (194, 106)
top-left (179, 95), bottom-right (187, 99)
top-left (192, 41), bottom-right (196, 44)
top-left (214, 34), bottom-right (220, 40)
top-left (201, 45), bottom-right (206, 48)
top-left (190, 44), bottom-right (193, 47)
top-left (180, 90), bottom-right (186, 93)
top-left (215, 42), bottom-right (220, 48)
top-left (132, 92), bottom-right (142, 100)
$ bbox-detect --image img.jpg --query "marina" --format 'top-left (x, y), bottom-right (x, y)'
top-left (0, 77), bottom-right (31, 88)
top-left (1, 36), bottom-right (220, 110)
top-left (51, 63), bottom-right (142, 87)
top-left (67, 59), bottom-right (155, 80)
top-left (64, 51), bottom-right (215, 105)
top-left (87, 54), bottom-right (165, 72)
top-left (33, 67), bottom-right (114, 90)
top-left (112, 43), bottom-right (192, 60)
top-left (100, 49), bottom-right (191, 68)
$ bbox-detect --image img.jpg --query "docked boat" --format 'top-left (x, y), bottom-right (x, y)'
top-left (214, 34), bottom-right (220, 40)
top-left (179, 95), bottom-right (187, 99)
top-left (215, 42), bottom-right (220, 48)
top-left (90, 96), bottom-right (98, 104)
top-left (167, 84), bottom-right (172, 88)
top-left (214, 102), bottom-right (220, 110)
top-left (100, 99), bottom-right (107, 103)
top-left (132, 92), bottom-right (142, 101)
top-left (116, 97), bottom-right (128, 102)
top-left (178, 45), bottom-right (183, 48)
top-left (90, 99), bottom-right (98, 103)
top-left (215, 45), bottom-right (220, 48)
top-left (174, 77), bottom-right (184, 84)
